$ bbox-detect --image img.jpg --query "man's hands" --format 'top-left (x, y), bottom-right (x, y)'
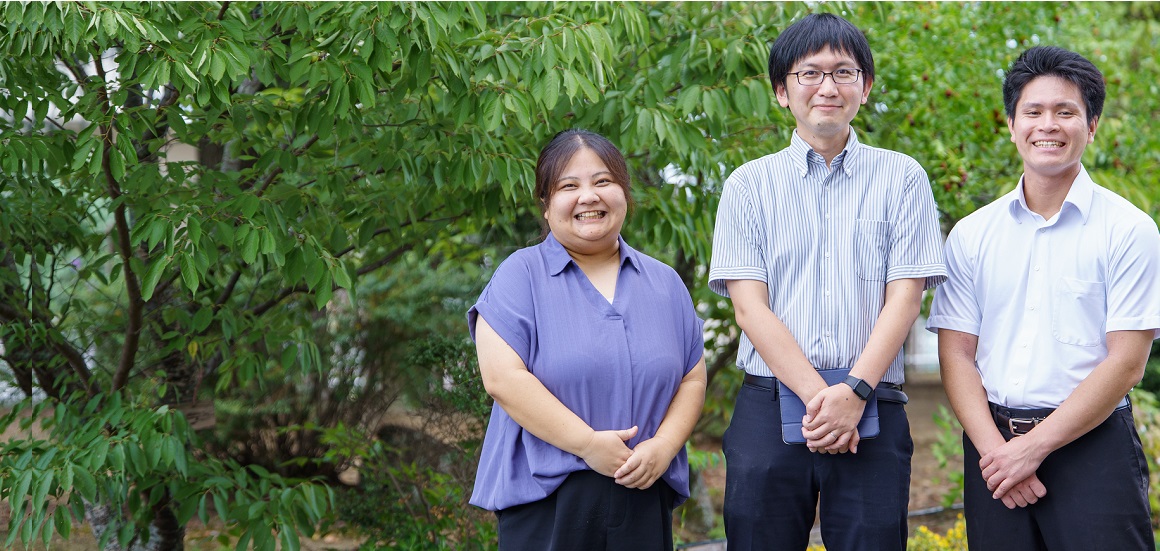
top-left (979, 435), bottom-right (1049, 507)
top-left (996, 473), bottom-right (1047, 509)
top-left (802, 382), bottom-right (867, 453)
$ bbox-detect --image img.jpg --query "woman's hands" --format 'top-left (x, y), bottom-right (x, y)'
top-left (577, 426), bottom-right (638, 477)
top-left (614, 435), bottom-right (680, 489)
top-left (576, 428), bottom-right (679, 490)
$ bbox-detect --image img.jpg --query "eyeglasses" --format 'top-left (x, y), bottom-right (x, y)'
top-left (787, 68), bottom-right (863, 86)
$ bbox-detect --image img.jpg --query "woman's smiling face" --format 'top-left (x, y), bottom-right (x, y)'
top-left (544, 147), bottom-right (628, 256)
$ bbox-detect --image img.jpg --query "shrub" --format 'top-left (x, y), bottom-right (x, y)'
top-left (907, 516), bottom-right (968, 551)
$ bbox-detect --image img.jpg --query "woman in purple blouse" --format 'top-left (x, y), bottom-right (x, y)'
top-left (468, 129), bottom-right (707, 550)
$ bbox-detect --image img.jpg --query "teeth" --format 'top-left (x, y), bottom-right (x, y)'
top-left (575, 211), bottom-right (604, 220)
top-left (1033, 141), bottom-right (1063, 147)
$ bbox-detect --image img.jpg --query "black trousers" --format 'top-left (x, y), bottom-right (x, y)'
top-left (963, 404), bottom-right (1153, 551)
top-left (723, 382), bottom-right (912, 551)
top-left (495, 469), bottom-right (677, 551)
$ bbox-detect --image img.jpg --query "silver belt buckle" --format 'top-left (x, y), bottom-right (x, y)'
top-left (1007, 417), bottom-right (1040, 435)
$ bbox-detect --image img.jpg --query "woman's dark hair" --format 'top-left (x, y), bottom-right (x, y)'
top-left (533, 129), bottom-right (633, 238)
top-left (768, 13), bottom-right (875, 92)
top-left (1003, 46), bottom-right (1105, 125)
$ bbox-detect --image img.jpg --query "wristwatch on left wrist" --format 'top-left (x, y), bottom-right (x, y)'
top-left (843, 375), bottom-right (872, 401)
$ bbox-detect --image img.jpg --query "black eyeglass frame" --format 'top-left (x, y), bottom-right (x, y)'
top-left (786, 68), bottom-right (864, 86)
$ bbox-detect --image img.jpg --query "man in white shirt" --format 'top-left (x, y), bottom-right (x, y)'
top-left (928, 46), bottom-right (1160, 550)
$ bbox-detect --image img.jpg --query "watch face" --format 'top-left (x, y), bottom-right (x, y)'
top-left (845, 376), bottom-right (871, 400)
top-left (856, 381), bottom-right (871, 399)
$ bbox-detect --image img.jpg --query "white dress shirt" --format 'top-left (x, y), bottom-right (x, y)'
top-left (927, 166), bottom-right (1160, 408)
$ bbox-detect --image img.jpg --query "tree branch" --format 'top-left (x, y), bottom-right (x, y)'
top-left (249, 243), bottom-right (414, 317)
top-left (252, 134), bottom-right (321, 197)
top-left (93, 51), bottom-right (144, 392)
top-left (214, 271), bottom-right (243, 309)
top-left (0, 302), bottom-right (96, 398)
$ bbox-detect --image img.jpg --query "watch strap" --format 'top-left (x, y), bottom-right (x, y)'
top-left (843, 375), bottom-right (872, 400)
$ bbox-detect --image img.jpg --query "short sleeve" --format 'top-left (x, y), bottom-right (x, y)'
top-left (676, 274), bottom-right (706, 374)
top-left (468, 255), bottom-right (536, 366)
top-left (1105, 218), bottom-right (1160, 338)
top-left (708, 174), bottom-right (768, 297)
top-left (926, 226), bottom-right (981, 335)
top-left (886, 165), bottom-right (948, 289)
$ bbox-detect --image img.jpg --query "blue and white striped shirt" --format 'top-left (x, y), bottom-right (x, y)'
top-left (709, 130), bottom-right (947, 384)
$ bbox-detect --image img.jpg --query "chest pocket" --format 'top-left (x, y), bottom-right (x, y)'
top-left (854, 219), bottom-right (889, 282)
top-left (1052, 277), bottom-right (1106, 347)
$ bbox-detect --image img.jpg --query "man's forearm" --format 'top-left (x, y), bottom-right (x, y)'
top-left (849, 278), bottom-right (924, 386)
top-left (1014, 330), bottom-right (1152, 457)
top-left (938, 332), bottom-right (1007, 455)
top-left (727, 279), bottom-right (828, 401)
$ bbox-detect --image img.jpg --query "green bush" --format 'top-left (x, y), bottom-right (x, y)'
top-left (930, 405), bottom-right (965, 508)
top-left (321, 335), bottom-right (497, 550)
top-left (334, 458), bottom-right (496, 550)
top-left (1129, 388), bottom-right (1160, 525)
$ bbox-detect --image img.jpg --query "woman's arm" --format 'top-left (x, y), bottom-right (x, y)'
top-left (476, 315), bottom-right (638, 477)
top-left (613, 356), bottom-right (708, 489)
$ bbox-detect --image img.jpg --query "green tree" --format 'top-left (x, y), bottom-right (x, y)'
top-left (2, 2), bottom-right (1159, 549)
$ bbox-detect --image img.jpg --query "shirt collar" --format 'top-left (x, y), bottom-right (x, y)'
top-left (1007, 165), bottom-right (1095, 225)
top-left (543, 232), bottom-right (642, 276)
top-left (788, 128), bottom-right (860, 178)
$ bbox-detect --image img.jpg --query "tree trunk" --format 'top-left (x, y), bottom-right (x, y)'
top-left (85, 499), bottom-right (184, 551)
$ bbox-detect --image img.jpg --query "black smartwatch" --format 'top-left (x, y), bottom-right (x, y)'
top-left (843, 375), bottom-right (872, 400)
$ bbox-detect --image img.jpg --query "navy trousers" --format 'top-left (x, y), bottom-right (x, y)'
top-left (963, 405), bottom-right (1153, 551)
top-left (723, 381), bottom-right (912, 551)
top-left (496, 469), bottom-right (677, 551)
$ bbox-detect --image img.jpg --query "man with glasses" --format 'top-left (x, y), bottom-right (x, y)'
top-left (928, 46), bottom-right (1159, 550)
top-left (709, 12), bottom-right (946, 551)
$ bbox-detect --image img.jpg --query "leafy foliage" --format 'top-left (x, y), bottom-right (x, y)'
top-left (2, 2), bottom-right (1160, 548)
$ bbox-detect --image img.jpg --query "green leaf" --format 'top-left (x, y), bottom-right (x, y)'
top-left (280, 344), bottom-right (297, 368)
top-left (186, 216), bottom-right (202, 245)
top-left (31, 471), bottom-right (53, 508)
top-left (241, 228), bottom-right (261, 264)
top-left (141, 257), bottom-right (171, 302)
top-left (180, 254), bottom-right (199, 294)
top-left (192, 307), bottom-right (213, 332)
top-left (73, 468), bottom-right (97, 499)
top-left (209, 52), bottom-right (226, 82)
top-left (53, 507), bottom-right (71, 542)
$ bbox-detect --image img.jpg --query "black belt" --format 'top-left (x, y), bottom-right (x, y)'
top-left (990, 400), bottom-right (1131, 436)
top-left (743, 373), bottom-right (908, 404)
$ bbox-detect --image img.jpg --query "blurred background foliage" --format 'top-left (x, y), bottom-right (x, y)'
top-left (1, 2), bottom-right (1159, 549)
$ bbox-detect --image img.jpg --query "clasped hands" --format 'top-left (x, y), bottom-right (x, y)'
top-left (801, 383), bottom-right (866, 454)
top-left (577, 426), bottom-right (678, 490)
top-left (978, 435), bottom-right (1048, 509)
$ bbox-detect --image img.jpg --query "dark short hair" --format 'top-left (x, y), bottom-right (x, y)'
top-left (768, 13), bottom-right (875, 92)
top-left (533, 129), bottom-right (633, 238)
top-left (1003, 46), bottom-right (1105, 125)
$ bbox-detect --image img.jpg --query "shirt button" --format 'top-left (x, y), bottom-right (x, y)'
top-left (1034, 266), bottom-right (1040, 271)
top-left (825, 213), bottom-right (830, 219)
top-left (825, 252), bottom-right (830, 258)
top-left (825, 331), bottom-right (831, 337)
top-left (1029, 305), bottom-right (1036, 310)
top-left (825, 290), bottom-right (831, 296)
